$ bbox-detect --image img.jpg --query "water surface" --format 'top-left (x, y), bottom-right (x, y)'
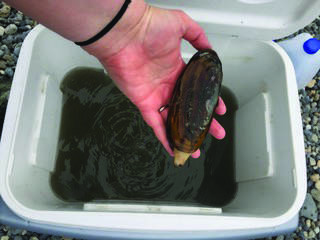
top-left (50, 67), bottom-right (238, 207)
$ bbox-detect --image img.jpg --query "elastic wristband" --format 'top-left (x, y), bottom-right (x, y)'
top-left (74, 0), bottom-right (131, 46)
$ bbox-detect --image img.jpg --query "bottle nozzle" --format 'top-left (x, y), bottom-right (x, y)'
top-left (303, 38), bottom-right (320, 54)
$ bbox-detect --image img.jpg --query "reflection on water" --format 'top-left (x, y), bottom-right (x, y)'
top-left (50, 67), bottom-right (238, 207)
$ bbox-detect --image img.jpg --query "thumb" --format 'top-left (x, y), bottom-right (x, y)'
top-left (177, 10), bottom-right (212, 50)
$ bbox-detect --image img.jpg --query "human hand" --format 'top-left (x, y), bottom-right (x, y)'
top-left (83, 2), bottom-right (226, 157)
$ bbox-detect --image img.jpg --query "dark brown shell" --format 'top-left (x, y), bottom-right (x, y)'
top-left (166, 49), bottom-right (223, 153)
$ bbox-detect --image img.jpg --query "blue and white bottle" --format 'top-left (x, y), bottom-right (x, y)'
top-left (277, 33), bottom-right (320, 89)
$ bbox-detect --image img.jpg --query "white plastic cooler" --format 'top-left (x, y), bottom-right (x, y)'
top-left (1, 0), bottom-right (320, 238)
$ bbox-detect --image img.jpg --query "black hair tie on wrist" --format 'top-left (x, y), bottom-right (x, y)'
top-left (74, 0), bottom-right (131, 46)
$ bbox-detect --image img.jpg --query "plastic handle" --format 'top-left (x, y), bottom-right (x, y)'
top-left (303, 38), bottom-right (320, 54)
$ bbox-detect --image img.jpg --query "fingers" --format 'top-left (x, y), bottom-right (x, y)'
top-left (177, 10), bottom-right (212, 50)
top-left (142, 110), bottom-right (174, 157)
top-left (210, 97), bottom-right (226, 139)
top-left (191, 149), bottom-right (200, 158)
top-left (160, 108), bottom-right (201, 159)
top-left (141, 101), bottom-right (225, 160)
top-left (209, 118), bottom-right (226, 140)
top-left (215, 97), bottom-right (226, 115)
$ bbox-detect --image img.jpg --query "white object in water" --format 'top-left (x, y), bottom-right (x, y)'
top-left (277, 33), bottom-right (320, 89)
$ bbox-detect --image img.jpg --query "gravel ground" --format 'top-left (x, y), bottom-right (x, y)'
top-left (0, 2), bottom-right (320, 240)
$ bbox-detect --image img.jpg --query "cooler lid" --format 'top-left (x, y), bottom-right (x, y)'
top-left (147, 0), bottom-right (320, 40)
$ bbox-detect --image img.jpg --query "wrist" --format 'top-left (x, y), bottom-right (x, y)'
top-left (70, 0), bottom-right (127, 42)
top-left (81, 0), bottom-right (148, 60)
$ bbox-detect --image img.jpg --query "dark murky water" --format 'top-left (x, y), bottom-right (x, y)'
top-left (50, 67), bottom-right (238, 207)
